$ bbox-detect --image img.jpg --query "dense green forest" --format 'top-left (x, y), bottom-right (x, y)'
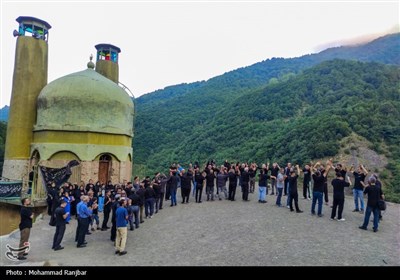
top-left (134, 61), bottom-right (400, 203)
top-left (134, 34), bottom-right (400, 202)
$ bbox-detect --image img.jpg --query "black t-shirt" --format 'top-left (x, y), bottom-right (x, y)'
top-left (270, 167), bottom-right (279, 177)
top-left (312, 174), bottom-right (325, 192)
top-left (331, 178), bottom-right (350, 198)
top-left (258, 173), bottom-right (270, 186)
top-left (303, 168), bottom-right (311, 183)
top-left (19, 206), bottom-right (33, 230)
top-left (55, 207), bottom-right (66, 226)
top-left (364, 185), bottom-right (383, 208)
top-left (288, 175), bottom-right (299, 194)
top-left (353, 172), bottom-right (366, 190)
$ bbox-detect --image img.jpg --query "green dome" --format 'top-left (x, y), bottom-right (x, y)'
top-left (35, 68), bottom-right (134, 136)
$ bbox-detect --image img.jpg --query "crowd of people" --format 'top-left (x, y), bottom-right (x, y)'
top-left (17, 159), bottom-right (385, 260)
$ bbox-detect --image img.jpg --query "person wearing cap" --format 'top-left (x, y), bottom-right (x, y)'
top-left (52, 199), bottom-right (69, 251)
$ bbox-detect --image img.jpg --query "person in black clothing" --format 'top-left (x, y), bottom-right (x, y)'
top-left (310, 163), bottom-right (331, 217)
top-left (152, 173), bottom-right (162, 212)
top-left (110, 195), bottom-right (119, 242)
top-left (205, 167), bottom-right (216, 201)
top-left (302, 165), bottom-right (312, 199)
top-left (288, 165), bottom-right (303, 213)
top-left (144, 184), bottom-right (156, 218)
top-left (18, 198), bottom-right (33, 260)
top-left (195, 169), bottom-right (205, 203)
top-left (270, 163), bottom-right (280, 195)
top-left (359, 177), bottom-right (384, 232)
top-left (228, 166), bottom-right (239, 201)
top-left (136, 184), bottom-right (146, 221)
top-left (101, 190), bottom-right (112, 230)
top-left (241, 167), bottom-right (250, 201)
top-left (249, 164), bottom-right (257, 193)
top-left (159, 174), bottom-right (168, 209)
top-left (52, 199), bottom-right (69, 251)
top-left (330, 172), bottom-right (351, 221)
top-left (284, 163), bottom-right (292, 196)
top-left (46, 183), bottom-right (55, 215)
top-left (373, 174), bottom-right (383, 220)
top-left (180, 169), bottom-right (193, 203)
top-left (167, 171), bottom-right (179, 206)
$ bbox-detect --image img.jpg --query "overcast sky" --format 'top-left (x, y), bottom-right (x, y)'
top-left (1, 1), bottom-right (399, 107)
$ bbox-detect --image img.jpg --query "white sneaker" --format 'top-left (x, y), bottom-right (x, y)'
top-left (338, 218), bottom-right (346, 221)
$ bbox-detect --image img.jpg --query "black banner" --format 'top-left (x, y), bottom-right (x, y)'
top-left (39, 160), bottom-right (80, 191)
top-left (0, 181), bottom-right (23, 198)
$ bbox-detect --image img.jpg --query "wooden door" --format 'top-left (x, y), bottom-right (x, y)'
top-left (99, 161), bottom-right (109, 184)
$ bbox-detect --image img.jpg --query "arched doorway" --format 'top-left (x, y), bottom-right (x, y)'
top-left (99, 154), bottom-right (112, 184)
top-left (29, 150), bottom-right (40, 197)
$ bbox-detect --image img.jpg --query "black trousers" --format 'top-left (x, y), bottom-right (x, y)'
top-left (159, 193), bottom-right (164, 209)
top-left (303, 181), bottom-right (311, 199)
top-left (323, 183), bottom-right (329, 203)
top-left (47, 200), bottom-right (52, 215)
top-left (242, 182), bottom-right (249, 201)
top-left (53, 224), bottom-right (66, 249)
top-left (76, 217), bottom-right (89, 246)
top-left (181, 188), bottom-right (191, 202)
top-left (111, 219), bottom-right (117, 241)
top-left (289, 192), bottom-right (300, 211)
top-left (165, 185), bottom-right (171, 200)
top-left (228, 184), bottom-right (237, 200)
top-left (331, 196), bottom-right (345, 219)
top-left (195, 186), bottom-right (203, 202)
top-left (102, 207), bottom-right (111, 229)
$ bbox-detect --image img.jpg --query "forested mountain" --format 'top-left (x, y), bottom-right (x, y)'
top-left (135, 34), bottom-right (399, 164)
top-left (137, 33), bottom-right (399, 108)
top-left (134, 33), bottom-right (400, 201)
top-left (0, 106), bottom-right (9, 122)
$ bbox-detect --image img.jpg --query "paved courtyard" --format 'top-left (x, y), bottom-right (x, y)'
top-left (1, 191), bottom-right (399, 266)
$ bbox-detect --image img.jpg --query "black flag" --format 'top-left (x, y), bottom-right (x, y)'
top-left (39, 160), bottom-right (80, 191)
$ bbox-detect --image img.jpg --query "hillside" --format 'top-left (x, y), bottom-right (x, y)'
top-left (134, 33), bottom-right (399, 163)
top-left (137, 33), bottom-right (400, 108)
top-left (134, 60), bottom-right (400, 201)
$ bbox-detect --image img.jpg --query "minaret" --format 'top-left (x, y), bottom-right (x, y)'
top-left (2, 16), bottom-right (51, 181)
top-left (94, 44), bottom-right (121, 83)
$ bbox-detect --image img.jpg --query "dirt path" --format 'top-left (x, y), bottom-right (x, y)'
top-left (1, 191), bottom-right (399, 266)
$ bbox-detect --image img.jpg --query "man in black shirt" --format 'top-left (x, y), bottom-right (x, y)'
top-left (288, 165), bottom-right (303, 213)
top-left (302, 165), bottom-right (312, 199)
top-left (101, 190), bottom-right (112, 230)
top-left (52, 199), bottom-right (69, 250)
top-left (18, 198), bottom-right (33, 260)
top-left (330, 172), bottom-right (351, 221)
top-left (311, 162), bottom-right (331, 217)
top-left (359, 177), bottom-right (384, 232)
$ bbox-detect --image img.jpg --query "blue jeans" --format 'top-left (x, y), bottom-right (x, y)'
top-left (362, 206), bottom-right (379, 230)
top-left (145, 198), bottom-right (155, 217)
top-left (258, 186), bottom-right (266, 201)
top-left (311, 191), bottom-right (323, 215)
top-left (353, 189), bottom-right (364, 210)
top-left (286, 184), bottom-right (291, 206)
top-left (170, 189), bottom-right (177, 205)
top-left (276, 188), bottom-right (283, 206)
top-left (192, 181), bottom-right (197, 196)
